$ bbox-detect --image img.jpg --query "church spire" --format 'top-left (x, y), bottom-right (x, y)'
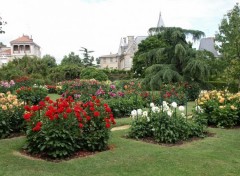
top-left (157, 12), bottom-right (165, 28)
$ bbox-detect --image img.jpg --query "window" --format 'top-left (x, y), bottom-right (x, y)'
top-left (103, 58), bottom-right (106, 63)
top-left (110, 58), bottom-right (113, 62)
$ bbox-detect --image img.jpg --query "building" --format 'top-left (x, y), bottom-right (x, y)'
top-left (199, 37), bottom-right (219, 57)
top-left (0, 35), bottom-right (41, 67)
top-left (0, 43), bottom-right (11, 66)
top-left (99, 13), bottom-right (164, 70)
top-left (10, 35), bottom-right (41, 58)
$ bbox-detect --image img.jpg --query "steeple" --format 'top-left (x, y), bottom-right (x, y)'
top-left (157, 12), bottom-right (165, 28)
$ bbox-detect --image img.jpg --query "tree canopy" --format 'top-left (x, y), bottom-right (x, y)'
top-left (215, 3), bottom-right (240, 60)
top-left (61, 52), bottom-right (83, 67)
top-left (132, 27), bottom-right (211, 90)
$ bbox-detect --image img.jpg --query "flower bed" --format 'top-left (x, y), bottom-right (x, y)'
top-left (195, 90), bottom-right (240, 128)
top-left (23, 96), bottom-right (116, 159)
top-left (128, 102), bottom-right (206, 143)
top-left (0, 92), bottom-right (24, 138)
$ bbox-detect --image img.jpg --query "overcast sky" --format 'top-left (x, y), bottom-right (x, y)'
top-left (0, 0), bottom-right (239, 63)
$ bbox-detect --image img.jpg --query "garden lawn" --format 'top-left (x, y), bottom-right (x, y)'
top-left (0, 128), bottom-right (240, 176)
top-left (48, 94), bottom-right (60, 101)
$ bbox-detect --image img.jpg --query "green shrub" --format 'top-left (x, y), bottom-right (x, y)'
top-left (103, 95), bottom-right (144, 118)
top-left (196, 90), bottom-right (240, 128)
top-left (0, 92), bottom-right (25, 139)
top-left (81, 67), bottom-right (108, 81)
top-left (23, 96), bottom-right (116, 159)
top-left (16, 85), bottom-right (48, 105)
top-left (128, 103), bottom-right (206, 144)
top-left (207, 81), bottom-right (238, 93)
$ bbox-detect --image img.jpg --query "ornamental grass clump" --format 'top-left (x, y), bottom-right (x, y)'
top-left (0, 92), bottom-right (24, 139)
top-left (23, 96), bottom-right (115, 159)
top-left (128, 102), bottom-right (206, 144)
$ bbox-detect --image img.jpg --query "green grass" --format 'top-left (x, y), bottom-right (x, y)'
top-left (48, 94), bottom-right (61, 101)
top-left (0, 128), bottom-right (240, 176)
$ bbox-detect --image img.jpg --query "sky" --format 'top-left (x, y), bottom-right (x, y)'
top-left (0, 0), bottom-right (239, 63)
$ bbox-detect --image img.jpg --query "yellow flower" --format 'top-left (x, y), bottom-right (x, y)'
top-left (8, 104), bottom-right (13, 109)
top-left (6, 91), bottom-right (11, 95)
top-left (12, 100), bottom-right (18, 106)
top-left (219, 106), bottom-right (225, 109)
top-left (204, 93), bottom-right (210, 100)
top-left (219, 98), bottom-right (225, 104)
top-left (1, 105), bottom-right (7, 110)
top-left (231, 105), bottom-right (237, 110)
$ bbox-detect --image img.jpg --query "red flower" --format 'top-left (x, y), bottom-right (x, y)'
top-left (66, 108), bottom-right (72, 113)
top-left (92, 96), bottom-right (96, 100)
top-left (89, 107), bottom-right (95, 111)
top-left (31, 105), bottom-right (39, 111)
top-left (39, 101), bottom-right (46, 108)
top-left (105, 107), bottom-right (111, 113)
top-left (45, 96), bottom-right (50, 101)
top-left (86, 116), bottom-right (91, 121)
top-left (23, 113), bottom-right (32, 121)
top-left (63, 113), bottom-right (68, 119)
top-left (93, 111), bottom-right (100, 117)
top-left (105, 123), bottom-right (111, 129)
top-left (89, 102), bottom-right (94, 107)
top-left (32, 122), bottom-right (42, 132)
top-left (24, 105), bottom-right (31, 111)
top-left (95, 99), bottom-right (100, 103)
top-left (79, 123), bottom-right (84, 128)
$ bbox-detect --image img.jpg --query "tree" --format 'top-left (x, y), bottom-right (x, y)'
top-left (42, 54), bottom-right (57, 68)
top-left (215, 3), bottom-right (240, 88)
top-left (0, 16), bottom-right (7, 34)
top-left (79, 47), bottom-right (94, 67)
top-left (132, 27), bottom-right (210, 89)
top-left (80, 67), bottom-right (108, 81)
top-left (61, 52), bottom-right (83, 67)
top-left (215, 3), bottom-right (240, 60)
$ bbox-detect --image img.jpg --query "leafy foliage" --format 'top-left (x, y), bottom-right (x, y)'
top-left (61, 52), bottom-right (83, 67)
top-left (133, 27), bottom-right (210, 86)
top-left (23, 96), bottom-right (115, 159)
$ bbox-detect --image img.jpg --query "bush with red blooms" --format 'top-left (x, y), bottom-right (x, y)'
top-left (23, 96), bottom-right (116, 159)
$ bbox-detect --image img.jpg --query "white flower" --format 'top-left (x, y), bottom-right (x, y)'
top-left (162, 101), bottom-right (168, 107)
top-left (163, 105), bottom-right (169, 112)
top-left (195, 106), bottom-right (203, 113)
top-left (146, 116), bottom-right (150, 122)
top-left (142, 111), bottom-right (148, 117)
top-left (171, 102), bottom-right (177, 108)
top-left (150, 102), bottom-right (155, 107)
top-left (181, 112), bottom-right (186, 118)
top-left (152, 128), bottom-right (155, 131)
top-left (137, 109), bottom-right (142, 116)
top-left (131, 110), bottom-right (137, 117)
top-left (178, 105), bottom-right (185, 112)
top-left (152, 106), bottom-right (160, 113)
top-left (167, 110), bottom-right (172, 117)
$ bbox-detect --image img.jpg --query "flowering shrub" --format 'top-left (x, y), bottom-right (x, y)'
top-left (0, 92), bottom-right (24, 138)
top-left (46, 85), bottom-right (57, 94)
top-left (23, 96), bottom-right (115, 159)
top-left (160, 83), bottom-right (188, 105)
top-left (0, 80), bottom-right (15, 93)
top-left (14, 76), bottom-right (33, 88)
top-left (16, 84), bottom-right (48, 105)
top-left (103, 95), bottom-right (144, 118)
top-left (128, 102), bottom-right (206, 143)
top-left (195, 90), bottom-right (240, 128)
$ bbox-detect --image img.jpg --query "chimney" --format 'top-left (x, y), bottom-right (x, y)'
top-left (127, 36), bottom-right (134, 47)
